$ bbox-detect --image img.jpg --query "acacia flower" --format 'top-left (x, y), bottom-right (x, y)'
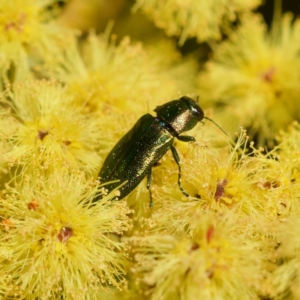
top-left (250, 147), bottom-right (300, 219)
top-left (46, 31), bottom-right (197, 114)
top-left (237, 121), bottom-right (300, 220)
top-left (0, 104), bottom-right (20, 186)
top-left (133, 0), bottom-right (262, 44)
top-left (146, 129), bottom-right (267, 237)
top-left (130, 213), bottom-right (264, 300)
top-left (0, 0), bottom-right (74, 88)
top-left (0, 170), bottom-right (132, 299)
top-left (197, 12), bottom-right (300, 147)
top-left (276, 121), bottom-right (300, 168)
top-left (267, 217), bottom-right (300, 299)
top-left (1, 80), bottom-right (102, 176)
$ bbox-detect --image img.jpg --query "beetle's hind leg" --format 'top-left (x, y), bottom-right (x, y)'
top-left (147, 168), bottom-right (153, 208)
top-left (170, 145), bottom-right (190, 198)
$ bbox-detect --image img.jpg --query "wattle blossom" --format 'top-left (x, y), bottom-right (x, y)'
top-left (0, 0), bottom-right (73, 89)
top-left (0, 171), bottom-right (132, 299)
top-left (197, 13), bottom-right (300, 146)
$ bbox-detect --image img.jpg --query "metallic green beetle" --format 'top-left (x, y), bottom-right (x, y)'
top-left (95, 96), bottom-right (204, 207)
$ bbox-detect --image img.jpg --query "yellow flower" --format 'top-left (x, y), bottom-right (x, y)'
top-left (46, 31), bottom-right (197, 113)
top-left (1, 80), bottom-right (102, 176)
top-left (148, 129), bottom-right (267, 236)
top-left (277, 121), bottom-right (300, 166)
top-left (130, 213), bottom-right (264, 300)
top-left (0, 102), bottom-right (19, 187)
top-left (0, 170), bottom-right (132, 299)
top-left (0, 0), bottom-right (74, 88)
top-left (242, 122), bottom-right (300, 219)
top-left (251, 153), bottom-right (300, 219)
top-left (133, 0), bottom-right (262, 44)
top-left (197, 12), bottom-right (300, 147)
top-left (268, 217), bottom-right (300, 299)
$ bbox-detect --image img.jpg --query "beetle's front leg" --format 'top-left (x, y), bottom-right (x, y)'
top-left (147, 168), bottom-right (153, 208)
top-left (177, 135), bottom-right (195, 142)
top-left (170, 145), bottom-right (190, 198)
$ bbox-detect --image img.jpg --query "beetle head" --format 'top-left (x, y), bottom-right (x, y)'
top-left (154, 96), bottom-right (204, 135)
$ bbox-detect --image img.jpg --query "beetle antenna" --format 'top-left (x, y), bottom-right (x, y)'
top-left (203, 117), bottom-right (228, 137)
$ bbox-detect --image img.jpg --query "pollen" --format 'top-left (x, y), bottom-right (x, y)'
top-left (57, 226), bottom-right (73, 244)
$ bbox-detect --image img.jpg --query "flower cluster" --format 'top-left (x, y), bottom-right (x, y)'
top-left (197, 13), bottom-right (300, 147)
top-left (0, 171), bottom-right (132, 299)
top-left (0, 0), bottom-right (300, 299)
top-left (133, 0), bottom-right (262, 44)
top-left (0, 0), bottom-right (73, 89)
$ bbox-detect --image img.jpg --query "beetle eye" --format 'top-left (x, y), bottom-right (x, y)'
top-left (192, 105), bottom-right (204, 121)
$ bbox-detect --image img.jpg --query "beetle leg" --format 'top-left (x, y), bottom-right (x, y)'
top-left (177, 135), bottom-right (195, 142)
top-left (147, 168), bottom-right (153, 208)
top-left (170, 146), bottom-right (190, 198)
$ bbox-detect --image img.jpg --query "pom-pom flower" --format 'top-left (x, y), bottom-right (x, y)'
top-left (197, 13), bottom-right (300, 147)
top-left (0, 0), bottom-right (74, 88)
top-left (130, 213), bottom-right (265, 300)
top-left (133, 0), bottom-right (262, 44)
top-left (244, 121), bottom-right (300, 220)
top-left (145, 130), bottom-right (266, 235)
top-left (0, 170), bottom-right (132, 299)
top-left (276, 121), bottom-right (300, 168)
top-left (46, 31), bottom-right (197, 114)
top-left (1, 80), bottom-right (102, 176)
top-left (267, 217), bottom-right (300, 299)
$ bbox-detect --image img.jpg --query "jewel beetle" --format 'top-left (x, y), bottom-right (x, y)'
top-left (95, 96), bottom-right (208, 207)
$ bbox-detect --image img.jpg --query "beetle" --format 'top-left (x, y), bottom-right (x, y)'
top-left (94, 96), bottom-right (206, 207)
